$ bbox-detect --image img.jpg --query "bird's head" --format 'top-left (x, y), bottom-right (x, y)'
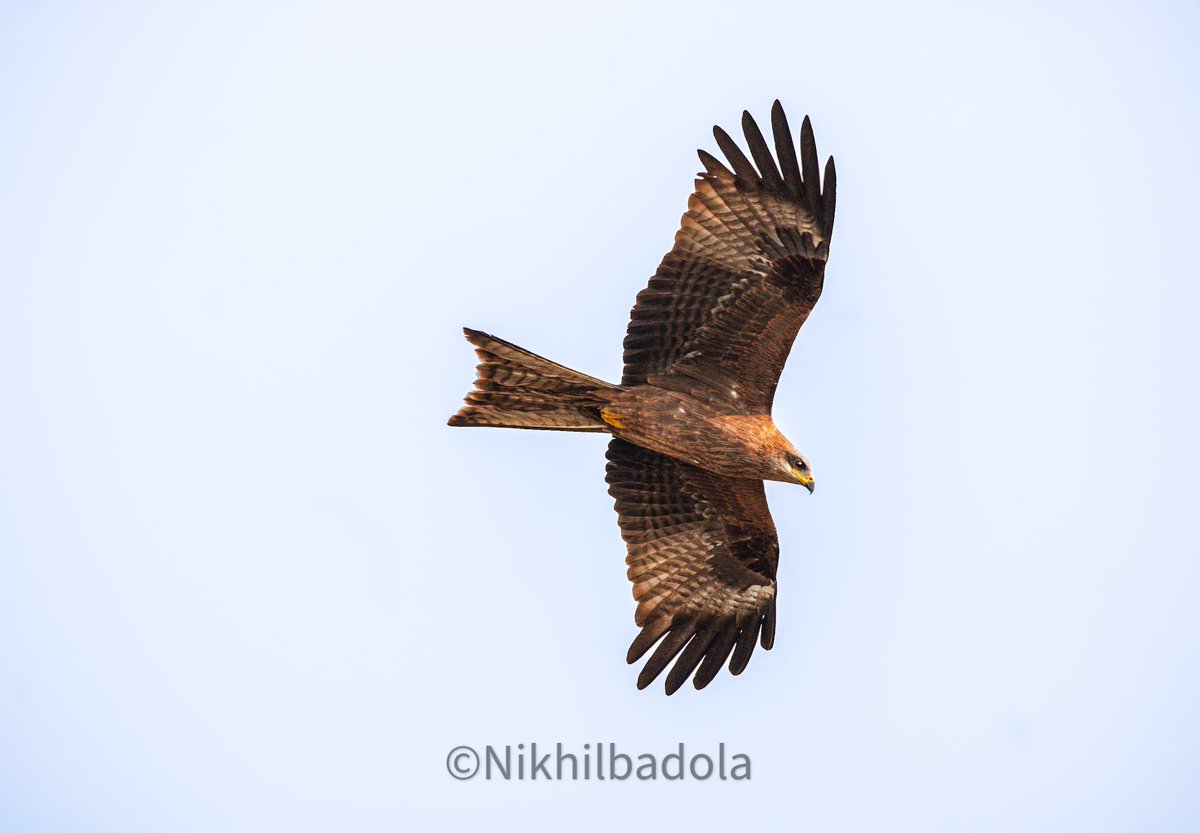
top-left (783, 452), bottom-right (815, 493)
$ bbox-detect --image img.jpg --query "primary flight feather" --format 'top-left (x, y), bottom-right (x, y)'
top-left (449, 101), bottom-right (836, 693)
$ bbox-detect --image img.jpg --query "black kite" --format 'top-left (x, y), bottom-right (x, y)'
top-left (449, 101), bottom-right (836, 693)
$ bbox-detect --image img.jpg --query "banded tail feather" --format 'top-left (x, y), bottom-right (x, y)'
top-left (448, 328), bottom-right (618, 431)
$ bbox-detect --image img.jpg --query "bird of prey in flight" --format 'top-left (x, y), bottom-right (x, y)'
top-left (449, 101), bottom-right (836, 694)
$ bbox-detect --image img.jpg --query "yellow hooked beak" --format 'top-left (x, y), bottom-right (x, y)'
top-left (792, 469), bottom-right (815, 493)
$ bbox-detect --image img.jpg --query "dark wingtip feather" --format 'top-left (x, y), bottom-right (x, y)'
top-left (822, 155), bottom-right (837, 237)
top-left (627, 617), bottom-right (671, 664)
top-left (692, 624), bottom-right (738, 689)
top-left (728, 621), bottom-right (760, 675)
top-left (663, 669), bottom-right (686, 695)
top-left (637, 624), bottom-right (696, 691)
top-left (697, 148), bottom-right (732, 177)
top-left (800, 116), bottom-right (821, 206)
top-left (771, 101), bottom-right (802, 194)
top-left (760, 605), bottom-right (776, 650)
top-left (713, 124), bottom-right (758, 184)
top-left (741, 109), bottom-right (783, 189)
top-left (664, 628), bottom-right (718, 694)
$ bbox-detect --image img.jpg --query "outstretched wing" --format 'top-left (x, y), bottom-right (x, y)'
top-left (605, 439), bottom-right (779, 694)
top-left (622, 101), bottom-right (836, 413)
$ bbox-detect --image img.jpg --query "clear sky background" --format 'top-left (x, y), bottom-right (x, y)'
top-left (2, 2), bottom-right (1199, 831)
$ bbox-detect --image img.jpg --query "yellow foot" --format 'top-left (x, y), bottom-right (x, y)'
top-left (599, 407), bottom-right (627, 430)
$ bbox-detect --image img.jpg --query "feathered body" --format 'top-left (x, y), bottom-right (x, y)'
top-left (600, 389), bottom-right (800, 482)
top-left (448, 101), bottom-right (836, 693)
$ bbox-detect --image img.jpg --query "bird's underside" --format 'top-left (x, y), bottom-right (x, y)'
top-left (448, 101), bottom-right (836, 693)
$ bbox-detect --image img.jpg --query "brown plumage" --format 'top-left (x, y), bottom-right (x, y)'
top-left (448, 101), bottom-right (836, 693)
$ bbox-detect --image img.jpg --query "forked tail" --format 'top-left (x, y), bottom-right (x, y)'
top-left (447, 328), bottom-right (618, 431)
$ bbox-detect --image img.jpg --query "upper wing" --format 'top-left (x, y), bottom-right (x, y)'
top-left (605, 439), bottom-right (779, 694)
top-left (622, 101), bottom-right (836, 413)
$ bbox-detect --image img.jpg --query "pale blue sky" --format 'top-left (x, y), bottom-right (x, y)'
top-left (2, 2), bottom-right (1199, 831)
